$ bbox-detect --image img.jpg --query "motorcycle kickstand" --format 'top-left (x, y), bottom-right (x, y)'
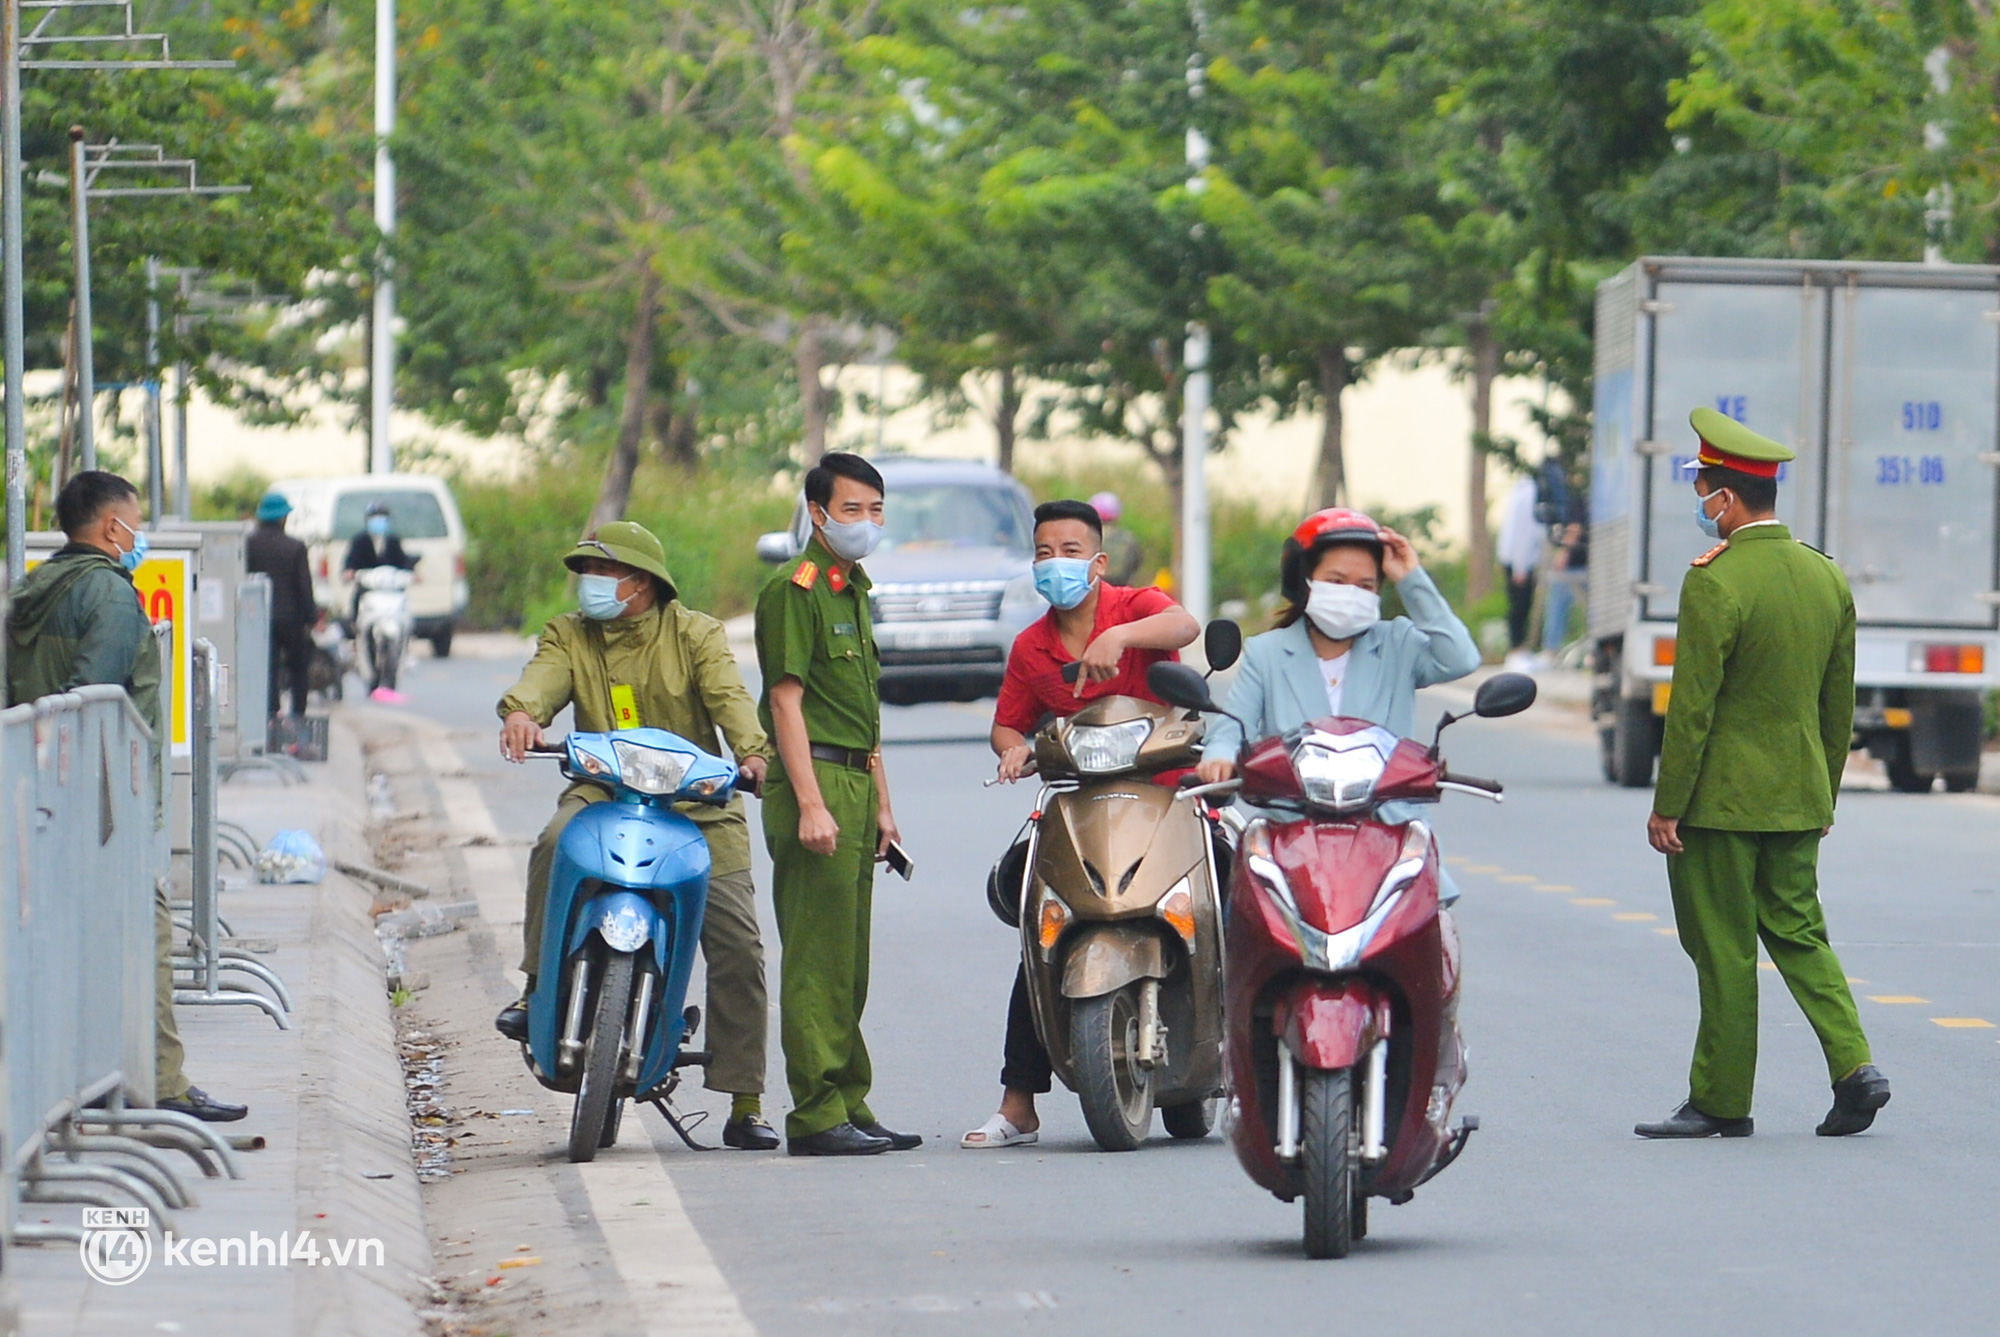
top-left (640, 1095), bottom-right (716, 1152)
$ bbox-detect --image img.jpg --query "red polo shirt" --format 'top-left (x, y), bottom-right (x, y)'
top-left (993, 583), bottom-right (1181, 734)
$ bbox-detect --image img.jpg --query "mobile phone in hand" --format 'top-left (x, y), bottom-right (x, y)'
top-left (883, 839), bottom-right (915, 881)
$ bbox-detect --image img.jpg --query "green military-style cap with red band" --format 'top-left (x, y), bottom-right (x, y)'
top-left (1682, 406), bottom-right (1796, 479)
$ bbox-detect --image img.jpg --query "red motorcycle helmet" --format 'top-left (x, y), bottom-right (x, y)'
top-left (1280, 508), bottom-right (1385, 610)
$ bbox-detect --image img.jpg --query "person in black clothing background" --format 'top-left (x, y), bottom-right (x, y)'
top-left (246, 492), bottom-right (319, 717)
top-left (341, 499), bottom-right (416, 621)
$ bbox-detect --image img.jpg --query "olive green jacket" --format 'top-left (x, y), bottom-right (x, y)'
top-left (6, 544), bottom-right (164, 737)
top-left (498, 602), bottom-right (772, 875)
top-left (1654, 524), bottom-right (1855, 831)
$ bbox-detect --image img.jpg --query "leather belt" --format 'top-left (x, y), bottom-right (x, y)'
top-left (808, 743), bottom-right (874, 772)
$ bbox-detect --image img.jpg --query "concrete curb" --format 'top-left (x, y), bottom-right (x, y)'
top-left (289, 716), bottom-right (435, 1335)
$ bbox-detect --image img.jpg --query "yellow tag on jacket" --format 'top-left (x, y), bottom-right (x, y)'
top-left (610, 683), bottom-right (641, 729)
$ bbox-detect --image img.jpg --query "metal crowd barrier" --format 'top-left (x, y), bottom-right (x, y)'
top-left (170, 639), bottom-right (293, 1028)
top-left (1, 686), bottom-right (240, 1246)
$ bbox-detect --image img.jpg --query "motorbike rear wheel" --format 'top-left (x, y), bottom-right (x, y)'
top-left (1071, 986), bottom-right (1154, 1152)
top-left (568, 949), bottom-right (636, 1163)
top-left (1161, 1097), bottom-right (1216, 1140)
top-left (1300, 1067), bottom-right (1357, 1259)
top-left (375, 633), bottom-right (401, 692)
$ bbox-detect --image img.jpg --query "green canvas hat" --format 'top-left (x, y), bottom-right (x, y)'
top-left (564, 520), bottom-right (678, 598)
top-left (1685, 407), bottom-right (1794, 477)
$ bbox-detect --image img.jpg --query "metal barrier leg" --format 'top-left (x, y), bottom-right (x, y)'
top-left (23, 1161), bottom-right (176, 1234)
top-left (73, 1120), bottom-right (221, 1177)
top-left (54, 1128), bottom-right (196, 1209)
top-left (74, 1108), bottom-right (243, 1178)
top-left (213, 954), bottom-right (296, 1011)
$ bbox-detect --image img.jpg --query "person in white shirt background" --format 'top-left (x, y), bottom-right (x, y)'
top-left (1495, 475), bottom-right (1545, 671)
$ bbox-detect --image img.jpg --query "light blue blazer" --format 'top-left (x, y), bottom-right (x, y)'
top-left (1202, 567), bottom-right (1482, 763)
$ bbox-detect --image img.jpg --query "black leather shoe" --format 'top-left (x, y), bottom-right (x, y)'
top-left (1818, 1064), bottom-right (1891, 1137)
top-left (494, 998), bottom-right (529, 1042)
top-left (788, 1122), bottom-right (892, 1157)
top-left (1635, 1100), bottom-right (1752, 1139)
top-left (723, 1113), bottom-right (780, 1151)
top-left (159, 1087), bottom-right (248, 1123)
top-left (856, 1120), bottom-right (923, 1151)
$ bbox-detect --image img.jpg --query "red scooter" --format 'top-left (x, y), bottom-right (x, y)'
top-left (1149, 663), bottom-right (1536, 1259)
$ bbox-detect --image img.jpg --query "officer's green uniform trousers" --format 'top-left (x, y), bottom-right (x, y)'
top-left (763, 760), bottom-right (879, 1138)
top-left (1667, 828), bottom-right (1869, 1120)
top-left (1655, 524), bottom-right (1872, 1120)
top-left (522, 789), bottom-right (768, 1096)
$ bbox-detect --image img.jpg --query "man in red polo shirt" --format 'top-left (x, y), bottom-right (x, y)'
top-left (964, 498), bottom-right (1199, 1148)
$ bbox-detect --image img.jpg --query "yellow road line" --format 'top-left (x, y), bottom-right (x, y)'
top-left (1613, 912), bottom-right (1657, 922)
top-left (1498, 875), bottom-right (1537, 884)
top-left (1534, 884), bottom-right (1575, 893)
top-left (1654, 927), bottom-right (1678, 937)
top-left (1758, 962), bottom-right (1777, 972)
top-left (1866, 995), bottom-right (1929, 1005)
top-left (1444, 856), bottom-right (1468, 866)
top-left (1846, 978), bottom-right (1867, 985)
top-left (1932, 1018), bottom-right (1995, 1029)
top-left (1571, 898), bottom-right (1615, 907)
top-left (1462, 865), bottom-right (1502, 874)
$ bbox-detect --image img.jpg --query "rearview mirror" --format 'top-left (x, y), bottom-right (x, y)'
top-left (1473, 672), bottom-right (1538, 719)
top-left (1148, 662), bottom-right (1216, 714)
top-left (756, 531), bottom-right (797, 564)
top-left (1203, 619), bottom-right (1242, 674)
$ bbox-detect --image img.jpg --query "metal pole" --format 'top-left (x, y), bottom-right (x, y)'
top-left (172, 271), bottom-right (188, 519)
top-left (3, 0), bottom-right (25, 581)
top-left (369, 0), bottom-right (395, 474)
top-left (145, 257), bottom-right (162, 524)
top-left (1182, 324), bottom-right (1211, 624)
top-left (68, 128), bottom-right (95, 472)
top-left (1923, 46), bottom-right (1951, 265)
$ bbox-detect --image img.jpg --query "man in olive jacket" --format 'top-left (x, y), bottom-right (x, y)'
top-left (494, 521), bottom-right (780, 1150)
top-left (1638, 409), bottom-right (1889, 1141)
top-left (7, 471), bottom-right (247, 1122)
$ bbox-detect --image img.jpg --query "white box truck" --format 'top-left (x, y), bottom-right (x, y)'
top-left (1591, 257), bottom-right (2000, 792)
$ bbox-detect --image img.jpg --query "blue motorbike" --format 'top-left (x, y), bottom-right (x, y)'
top-left (522, 727), bottom-right (747, 1161)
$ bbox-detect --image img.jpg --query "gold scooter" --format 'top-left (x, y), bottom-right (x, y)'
top-left (988, 622), bottom-right (1242, 1150)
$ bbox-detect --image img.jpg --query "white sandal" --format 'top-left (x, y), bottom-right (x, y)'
top-left (961, 1114), bottom-right (1038, 1149)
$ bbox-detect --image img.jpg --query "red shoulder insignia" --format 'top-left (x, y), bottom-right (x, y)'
top-left (1690, 542), bottom-right (1728, 568)
top-left (827, 565), bottom-right (846, 593)
top-left (791, 560), bottom-right (819, 590)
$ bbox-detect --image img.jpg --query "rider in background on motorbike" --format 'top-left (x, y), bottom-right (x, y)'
top-left (493, 521), bottom-right (782, 1151)
top-left (1194, 509), bottom-right (1481, 892)
top-left (341, 500), bottom-right (417, 622)
top-left (964, 498), bottom-right (1200, 1149)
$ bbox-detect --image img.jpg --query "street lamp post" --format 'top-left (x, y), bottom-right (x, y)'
top-left (370, 0), bottom-right (395, 474)
top-left (1179, 35), bottom-right (1212, 625)
top-left (68, 128), bottom-right (96, 469)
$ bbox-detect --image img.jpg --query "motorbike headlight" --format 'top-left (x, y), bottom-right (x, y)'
top-left (597, 900), bottom-right (652, 953)
top-left (1067, 718), bottom-right (1152, 774)
top-left (1293, 741), bottom-right (1388, 814)
top-left (611, 740), bottom-right (694, 795)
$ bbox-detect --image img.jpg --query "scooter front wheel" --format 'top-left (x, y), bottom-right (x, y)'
top-left (568, 950), bottom-right (637, 1163)
top-left (1071, 986), bottom-right (1154, 1152)
top-left (1300, 1066), bottom-right (1357, 1259)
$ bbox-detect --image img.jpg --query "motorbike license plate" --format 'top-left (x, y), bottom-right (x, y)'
top-left (886, 626), bottom-right (975, 651)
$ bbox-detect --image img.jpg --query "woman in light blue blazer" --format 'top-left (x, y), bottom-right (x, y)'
top-left (1196, 507), bottom-right (1481, 785)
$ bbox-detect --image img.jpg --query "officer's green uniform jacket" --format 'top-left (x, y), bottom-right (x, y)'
top-left (753, 536), bottom-right (880, 756)
top-left (497, 601), bottom-right (772, 875)
top-left (1654, 524), bottom-right (1855, 832)
top-left (6, 544), bottom-right (164, 739)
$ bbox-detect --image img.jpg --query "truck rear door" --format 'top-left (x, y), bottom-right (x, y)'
top-left (1641, 276), bottom-right (1827, 620)
top-left (1827, 280), bottom-right (2000, 629)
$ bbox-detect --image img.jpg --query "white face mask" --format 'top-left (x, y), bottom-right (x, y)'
top-left (1304, 581), bottom-right (1380, 641)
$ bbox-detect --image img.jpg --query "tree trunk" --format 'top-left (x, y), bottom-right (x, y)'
top-left (995, 364), bottom-right (1020, 473)
top-left (1309, 346), bottom-right (1348, 509)
top-left (1161, 443), bottom-right (1184, 595)
top-left (1466, 305), bottom-right (1498, 605)
top-left (796, 317), bottom-right (828, 458)
top-left (589, 264), bottom-right (661, 534)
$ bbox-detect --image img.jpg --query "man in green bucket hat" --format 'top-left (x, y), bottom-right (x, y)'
top-left (493, 520), bottom-right (782, 1150)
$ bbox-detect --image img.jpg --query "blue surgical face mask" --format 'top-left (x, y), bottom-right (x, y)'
top-left (814, 508), bottom-right (884, 563)
top-left (1694, 488), bottom-right (1728, 540)
top-left (111, 516), bottom-right (149, 573)
top-left (1033, 557), bottom-right (1098, 610)
top-left (367, 514), bottom-right (391, 540)
top-left (577, 573), bottom-right (629, 621)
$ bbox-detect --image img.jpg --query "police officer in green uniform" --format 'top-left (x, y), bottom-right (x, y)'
top-left (756, 452), bottom-right (921, 1156)
top-left (1637, 408), bottom-right (1891, 1139)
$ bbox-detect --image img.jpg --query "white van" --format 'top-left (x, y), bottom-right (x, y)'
top-left (267, 473), bottom-right (470, 656)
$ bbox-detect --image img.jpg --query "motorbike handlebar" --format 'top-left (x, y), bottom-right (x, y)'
top-left (1439, 770), bottom-right (1504, 799)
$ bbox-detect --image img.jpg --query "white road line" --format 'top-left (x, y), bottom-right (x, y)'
top-left (419, 724), bottom-right (756, 1334)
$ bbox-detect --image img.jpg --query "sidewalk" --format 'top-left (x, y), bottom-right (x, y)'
top-left (8, 719), bottom-right (433, 1336)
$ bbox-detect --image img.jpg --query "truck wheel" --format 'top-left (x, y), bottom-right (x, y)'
top-left (1942, 769), bottom-right (1980, 793)
top-left (1161, 1097), bottom-right (1215, 1140)
top-left (1300, 1066), bottom-right (1356, 1259)
top-left (1071, 986), bottom-right (1154, 1152)
top-left (430, 626), bottom-right (454, 659)
top-left (1610, 697), bottom-right (1658, 789)
top-left (1880, 737), bottom-right (1934, 793)
top-left (568, 950), bottom-right (636, 1163)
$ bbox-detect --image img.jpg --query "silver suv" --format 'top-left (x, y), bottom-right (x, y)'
top-left (757, 457), bottom-right (1044, 704)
